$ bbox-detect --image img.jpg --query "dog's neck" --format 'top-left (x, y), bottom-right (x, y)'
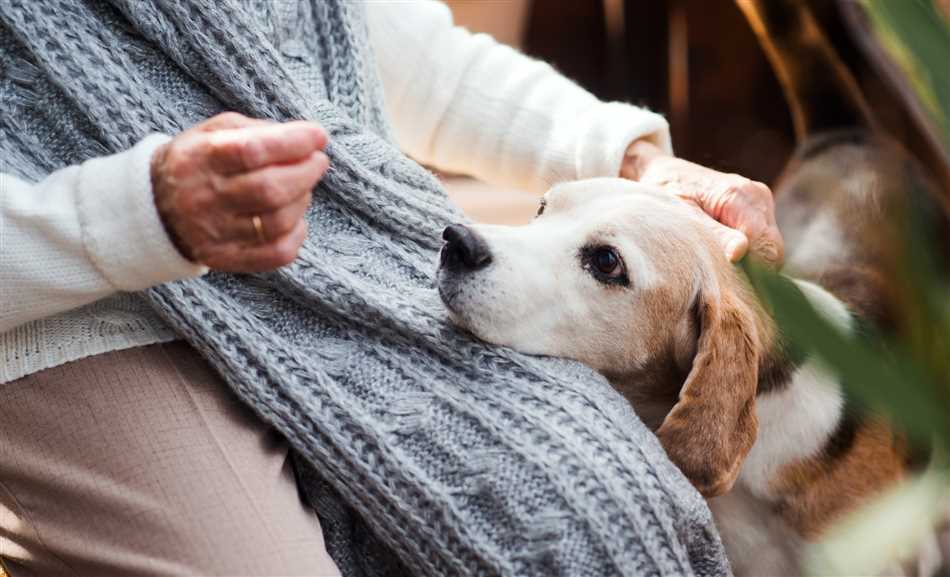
top-left (736, 279), bottom-right (852, 500)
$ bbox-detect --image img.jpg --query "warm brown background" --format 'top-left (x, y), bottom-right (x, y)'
top-left (441, 0), bottom-right (797, 224)
top-left (445, 0), bottom-right (798, 178)
top-left (441, 0), bottom-right (948, 225)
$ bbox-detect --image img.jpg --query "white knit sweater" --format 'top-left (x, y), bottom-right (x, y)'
top-left (0, 0), bottom-right (670, 383)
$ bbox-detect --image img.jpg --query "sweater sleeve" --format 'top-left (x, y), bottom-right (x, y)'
top-left (364, 0), bottom-right (672, 194)
top-left (0, 135), bottom-right (207, 334)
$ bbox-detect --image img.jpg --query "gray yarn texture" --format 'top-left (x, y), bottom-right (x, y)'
top-left (0, 1), bottom-right (730, 575)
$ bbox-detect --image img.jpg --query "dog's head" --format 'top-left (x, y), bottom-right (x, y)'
top-left (437, 178), bottom-right (766, 496)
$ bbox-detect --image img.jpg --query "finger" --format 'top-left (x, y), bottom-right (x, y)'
top-left (218, 150), bottom-right (329, 212)
top-left (679, 199), bottom-right (748, 262)
top-left (198, 219), bottom-right (308, 273)
top-left (710, 219), bottom-right (750, 263)
top-left (715, 181), bottom-right (785, 266)
top-left (231, 192), bottom-right (311, 243)
top-left (747, 224), bottom-right (785, 268)
top-left (727, 205), bottom-right (784, 267)
top-left (196, 112), bottom-right (273, 132)
top-left (207, 121), bottom-right (328, 174)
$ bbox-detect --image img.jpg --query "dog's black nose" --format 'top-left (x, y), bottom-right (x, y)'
top-left (441, 224), bottom-right (492, 271)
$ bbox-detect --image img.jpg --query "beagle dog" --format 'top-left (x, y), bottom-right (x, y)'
top-left (437, 2), bottom-right (949, 574)
top-left (437, 177), bottom-right (906, 574)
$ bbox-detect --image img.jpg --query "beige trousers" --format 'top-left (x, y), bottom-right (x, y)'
top-left (0, 342), bottom-right (340, 577)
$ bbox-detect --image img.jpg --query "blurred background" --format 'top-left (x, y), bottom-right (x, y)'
top-left (441, 0), bottom-right (949, 224)
top-left (449, 0), bottom-right (796, 183)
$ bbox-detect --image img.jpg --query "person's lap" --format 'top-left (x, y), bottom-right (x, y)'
top-left (0, 341), bottom-right (340, 577)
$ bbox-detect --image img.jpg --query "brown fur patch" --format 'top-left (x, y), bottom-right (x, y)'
top-left (608, 341), bottom-right (690, 432)
top-left (770, 416), bottom-right (907, 538)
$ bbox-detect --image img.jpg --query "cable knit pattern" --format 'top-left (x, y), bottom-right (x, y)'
top-left (0, 1), bottom-right (730, 576)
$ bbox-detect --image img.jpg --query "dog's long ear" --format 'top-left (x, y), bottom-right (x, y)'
top-left (656, 286), bottom-right (760, 497)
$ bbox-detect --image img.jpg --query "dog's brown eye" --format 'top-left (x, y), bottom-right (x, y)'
top-left (593, 248), bottom-right (619, 275)
top-left (581, 245), bottom-right (628, 286)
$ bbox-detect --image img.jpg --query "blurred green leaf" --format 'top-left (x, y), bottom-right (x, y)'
top-left (864, 0), bottom-right (950, 147)
top-left (895, 196), bottom-right (950, 383)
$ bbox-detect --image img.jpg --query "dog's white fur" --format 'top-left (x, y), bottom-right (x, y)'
top-left (438, 178), bottom-right (856, 573)
top-left (742, 354), bottom-right (845, 500)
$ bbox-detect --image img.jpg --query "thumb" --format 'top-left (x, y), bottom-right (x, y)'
top-left (710, 221), bottom-right (749, 263)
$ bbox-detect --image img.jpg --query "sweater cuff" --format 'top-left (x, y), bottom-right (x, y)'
top-left (76, 134), bottom-right (208, 292)
top-left (574, 102), bottom-right (672, 180)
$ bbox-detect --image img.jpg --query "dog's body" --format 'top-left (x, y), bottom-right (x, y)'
top-left (437, 1), bottom-right (948, 574)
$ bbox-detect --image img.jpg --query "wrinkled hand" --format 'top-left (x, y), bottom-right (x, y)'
top-left (621, 139), bottom-right (784, 268)
top-left (151, 112), bottom-right (329, 272)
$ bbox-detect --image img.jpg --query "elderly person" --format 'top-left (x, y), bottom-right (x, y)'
top-left (0, 1), bottom-right (781, 576)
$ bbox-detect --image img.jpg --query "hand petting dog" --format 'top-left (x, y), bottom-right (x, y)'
top-left (621, 139), bottom-right (784, 268)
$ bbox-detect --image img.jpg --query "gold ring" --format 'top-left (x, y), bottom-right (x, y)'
top-left (251, 215), bottom-right (266, 244)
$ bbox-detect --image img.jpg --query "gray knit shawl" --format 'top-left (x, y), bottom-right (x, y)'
top-left (0, 1), bottom-right (730, 575)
